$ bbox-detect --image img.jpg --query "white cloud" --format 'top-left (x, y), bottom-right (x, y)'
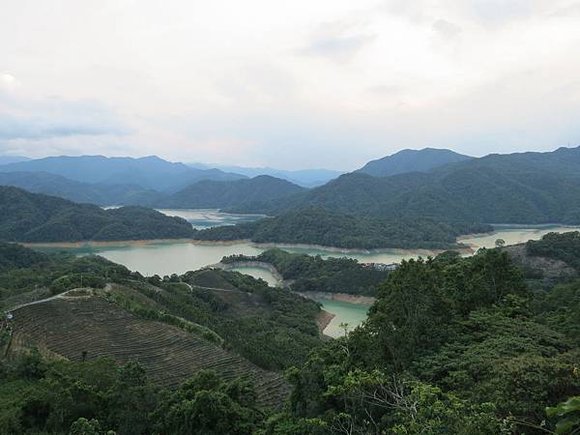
top-left (0, 0), bottom-right (579, 168)
top-left (0, 73), bottom-right (20, 91)
top-left (432, 19), bottom-right (462, 39)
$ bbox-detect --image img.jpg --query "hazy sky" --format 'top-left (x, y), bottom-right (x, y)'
top-left (1, 0), bottom-right (580, 170)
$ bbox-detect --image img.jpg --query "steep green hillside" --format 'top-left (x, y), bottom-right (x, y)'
top-left (230, 146), bottom-right (580, 225)
top-left (223, 248), bottom-right (390, 295)
top-left (0, 243), bottom-right (323, 372)
top-left (0, 186), bottom-right (193, 242)
top-left (269, 248), bottom-right (580, 434)
top-left (158, 175), bottom-right (305, 209)
top-left (0, 171), bottom-right (161, 205)
top-left (356, 147), bottom-right (472, 177)
top-left (526, 231), bottom-right (580, 270)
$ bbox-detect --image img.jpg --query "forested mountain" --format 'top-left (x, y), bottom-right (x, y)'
top-left (194, 207), bottom-right (491, 249)
top-left (157, 175), bottom-right (305, 209)
top-left (0, 155), bottom-right (245, 192)
top-left (0, 186), bottom-right (193, 242)
top-left (189, 163), bottom-right (342, 187)
top-left (0, 171), bottom-right (161, 205)
top-left (4, 147), bottom-right (580, 249)
top-left (231, 146), bottom-right (580, 225)
top-left (356, 147), bottom-right (472, 177)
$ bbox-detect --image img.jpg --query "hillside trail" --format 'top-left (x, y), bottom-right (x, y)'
top-left (5, 283), bottom-right (112, 314)
top-left (3, 281), bottom-right (242, 317)
top-left (181, 281), bottom-right (243, 293)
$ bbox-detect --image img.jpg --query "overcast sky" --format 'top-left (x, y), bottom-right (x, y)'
top-left (1, 0), bottom-right (580, 170)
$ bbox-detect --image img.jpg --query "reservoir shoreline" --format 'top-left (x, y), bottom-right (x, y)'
top-left (297, 291), bottom-right (376, 305)
top-left (23, 237), bottom-right (451, 257)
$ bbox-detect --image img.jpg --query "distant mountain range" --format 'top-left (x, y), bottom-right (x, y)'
top-left (0, 155), bottom-right (245, 193)
top-left (3, 147), bottom-right (580, 248)
top-left (0, 171), bottom-right (162, 206)
top-left (193, 146), bottom-right (580, 248)
top-left (0, 156), bottom-right (30, 165)
top-left (188, 163), bottom-right (342, 187)
top-left (355, 148), bottom-right (472, 177)
top-left (230, 146), bottom-right (580, 224)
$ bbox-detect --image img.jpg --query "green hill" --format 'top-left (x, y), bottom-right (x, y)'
top-left (0, 186), bottom-right (193, 242)
top-left (0, 171), bottom-right (161, 206)
top-left (194, 207), bottom-right (491, 249)
top-left (356, 147), bottom-right (472, 177)
top-left (157, 175), bottom-right (305, 209)
top-left (194, 147), bottom-right (580, 249)
top-left (0, 243), bottom-right (330, 433)
top-left (230, 146), bottom-right (580, 223)
top-left (233, 146), bottom-right (580, 222)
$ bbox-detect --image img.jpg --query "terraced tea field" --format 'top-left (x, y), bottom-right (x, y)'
top-left (9, 295), bottom-right (289, 408)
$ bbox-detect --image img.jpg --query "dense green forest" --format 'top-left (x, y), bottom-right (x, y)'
top-left (266, 245), bottom-right (580, 434)
top-left (0, 171), bottom-right (163, 206)
top-left (0, 356), bottom-right (268, 434)
top-left (1, 236), bottom-right (580, 433)
top-left (156, 175), bottom-right (305, 209)
top-left (227, 146), bottom-right (580, 225)
top-left (192, 147), bottom-right (580, 249)
top-left (223, 248), bottom-right (389, 296)
top-left (4, 148), bottom-right (580, 250)
top-left (356, 148), bottom-right (472, 177)
top-left (194, 207), bottom-right (492, 249)
top-left (0, 186), bottom-right (194, 243)
top-left (526, 231), bottom-right (580, 271)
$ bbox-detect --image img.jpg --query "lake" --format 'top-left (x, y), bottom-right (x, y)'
top-left (157, 209), bottom-right (266, 229)
top-left (35, 223), bottom-right (580, 277)
top-left (228, 266), bottom-right (281, 287)
top-left (30, 210), bottom-right (580, 339)
top-left (317, 299), bottom-right (372, 338)
top-left (458, 225), bottom-right (580, 249)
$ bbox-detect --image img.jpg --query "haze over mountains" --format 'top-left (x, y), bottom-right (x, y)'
top-left (0, 155), bottom-right (331, 206)
top-left (0, 147), bottom-right (484, 209)
top-left (0, 155), bottom-right (245, 192)
top-left (188, 163), bottom-right (343, 187)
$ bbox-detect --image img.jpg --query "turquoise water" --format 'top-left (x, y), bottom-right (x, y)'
top-left (34, 223), bottom-right (580, 277)
top-left (318, 299), bottom-right (371, 338)
top-left (156, 209), bottom-right (265, 229)
top-left (228, 266), bottom-right (280, 287)
top-left (458, 225), bottom-right (580, 249)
